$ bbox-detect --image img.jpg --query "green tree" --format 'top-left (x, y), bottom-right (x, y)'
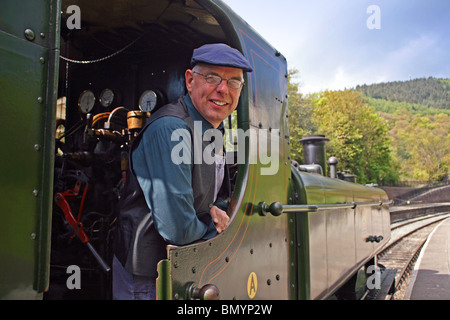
top-left (288, 69), bottom-right (317, 162)
top-left (312, 90), bottom-right (398, 184)
top-left (386, 111), bottom-right (449, 182)
top-left (406, 113), bottom-right (449, 181)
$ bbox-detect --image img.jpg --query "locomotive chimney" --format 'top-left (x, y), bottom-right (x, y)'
top-left (299, 135), bottom-right (329, 176)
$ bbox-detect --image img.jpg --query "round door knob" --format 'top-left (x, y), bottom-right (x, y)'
top-left (187, 283), bottom-right (220, 300)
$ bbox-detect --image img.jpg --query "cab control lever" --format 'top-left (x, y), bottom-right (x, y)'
top-left (54, 189), bottom-right (111, 273)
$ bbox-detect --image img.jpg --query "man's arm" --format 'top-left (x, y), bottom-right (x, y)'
top-left (132, 117), bottom-right (217, 245)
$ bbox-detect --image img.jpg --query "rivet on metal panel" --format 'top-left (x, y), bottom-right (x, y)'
top-left (34, 144), bottom-right (41, 151)
top-left (24, 29), bottom-right (35, 41)
top-left (32, 189), bottom-right (39, 197)
top-left (40, 32), bottom-right (45, 38)
top-left (40, 57), bottom-right (46, 64)
top-left (30, 233), bottom-right (37, 240)
top-left (37, 97), bottom-right (43, 104)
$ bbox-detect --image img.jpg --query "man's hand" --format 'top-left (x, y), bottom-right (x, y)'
top-left (209, 206), bottom-right (230, 233)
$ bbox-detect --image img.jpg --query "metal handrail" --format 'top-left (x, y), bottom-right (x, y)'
top-left (259, 200), bottom-right (392, 216)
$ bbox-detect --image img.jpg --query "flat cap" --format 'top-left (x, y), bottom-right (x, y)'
top-left (191, 43), bottom-right (253, 72)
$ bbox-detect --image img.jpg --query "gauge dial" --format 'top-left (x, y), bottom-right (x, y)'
top-left (99, 88), bottom-right (114, 107)
top-left (139, 90), bottom-right (158, 112)
top-left (78, 90), bottom-right (95, 114)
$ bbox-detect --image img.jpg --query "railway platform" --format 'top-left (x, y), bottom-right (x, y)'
top-left (404, 217), bottom-right (450, 300)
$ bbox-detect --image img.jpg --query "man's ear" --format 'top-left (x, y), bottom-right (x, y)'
top-left (185, 69), bottom-right (194, 94)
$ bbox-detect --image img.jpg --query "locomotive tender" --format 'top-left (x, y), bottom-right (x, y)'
top-left (0, 0), bottom-right (390, 299)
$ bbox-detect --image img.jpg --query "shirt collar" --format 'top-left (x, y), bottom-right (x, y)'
top-left (184, 94), bottom-right (225, 134)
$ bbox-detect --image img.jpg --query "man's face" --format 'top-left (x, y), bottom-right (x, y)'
top-left (185, 64), bottom-right (244, 128)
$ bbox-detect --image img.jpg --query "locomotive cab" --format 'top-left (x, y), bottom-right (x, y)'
top-left (48, 0), bottom-right (290, 299)
top-left (49, 0), bottom-right (244, 299)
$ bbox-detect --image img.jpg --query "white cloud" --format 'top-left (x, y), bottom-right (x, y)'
top-left (299, 33), bottom-right (443, 93)
top-left (223, 0), bottom-right (450, 93)
top-left (382, 34), bottom-right (439, 77)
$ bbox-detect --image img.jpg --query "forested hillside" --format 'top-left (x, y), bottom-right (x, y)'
top-left (353, 77), bottom-right (450, 183)
top-left (288, 72), bottom-right (449, 184)
top-left (355, 77), bottom-right (450, 110)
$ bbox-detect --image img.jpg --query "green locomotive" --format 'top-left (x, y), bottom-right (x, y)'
top-left (0, 0), bottom-right (390, 299)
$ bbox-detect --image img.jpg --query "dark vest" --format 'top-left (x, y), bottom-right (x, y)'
top-left (114, 97), bottom-right (231, 277)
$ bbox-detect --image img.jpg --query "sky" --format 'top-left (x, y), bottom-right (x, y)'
top-left (222, 0), bottom-right (450, 93)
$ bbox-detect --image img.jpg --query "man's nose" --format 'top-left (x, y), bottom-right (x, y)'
top-left (216, 79), bottom-right (229, 93)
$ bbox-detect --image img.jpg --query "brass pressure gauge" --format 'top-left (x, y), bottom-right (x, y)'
top-left (78, 90), bottom-right (95, 114)
top-left (139, 90), bottom-right (158, 112)
top-left (99, 88), bottom-right (114, 108)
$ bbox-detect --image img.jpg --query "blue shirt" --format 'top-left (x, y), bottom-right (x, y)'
top-left (132, 95), bottom-right (225, 245)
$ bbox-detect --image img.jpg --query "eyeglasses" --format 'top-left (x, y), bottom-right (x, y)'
top-left (193, 71), bottom-right (244, 90)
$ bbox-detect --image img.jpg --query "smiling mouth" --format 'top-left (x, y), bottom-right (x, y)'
top-left (211, 100), bottom-right (228, 106)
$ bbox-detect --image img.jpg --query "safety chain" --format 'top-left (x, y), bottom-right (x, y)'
top-left (60, 34), bottom-right (144, 64)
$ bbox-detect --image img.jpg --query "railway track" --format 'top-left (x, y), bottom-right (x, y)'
top-left (373, 211), bottom-right (450, 300)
